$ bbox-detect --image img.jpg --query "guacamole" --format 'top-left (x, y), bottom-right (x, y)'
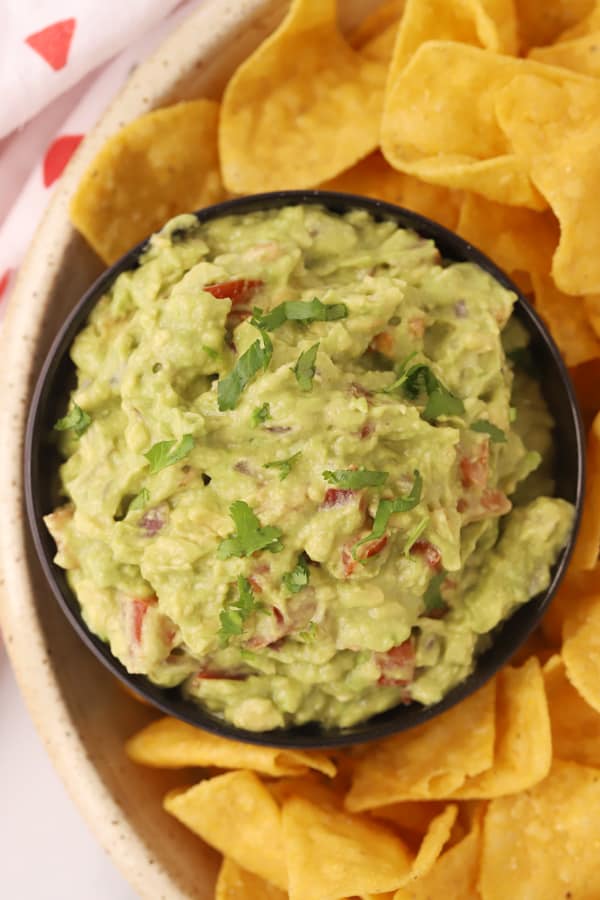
top-left (46, 205), bottom-right (573, 731)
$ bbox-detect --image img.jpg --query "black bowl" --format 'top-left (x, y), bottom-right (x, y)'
top-left (25, 191), bottom-right (586, 748)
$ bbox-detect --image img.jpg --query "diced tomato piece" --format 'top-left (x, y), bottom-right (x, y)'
top-left (131, 596), bottom-right (157, 644)
top-left (359, 421), bottom-right (374, 439)
top-left (410, 539), bottom-right (442, 572)
top-left (376, 639), bottom-right (416, 687)
top-left (371, 331), bottom-right (394, 356)
top-left (273, 607), bottom-right (285, 626)
top-left (481, 489), bottom-right (512, 515)
top-left (360, 535), bottom-right (388, 559)
top-left (204, 279), bottom-right (263, 305)
top-left (321, 488), bottom-right (356, 509)
top-left (341, 545), bottom-right (357, 577)
top-left (459, 443), bottom-right (489, 489)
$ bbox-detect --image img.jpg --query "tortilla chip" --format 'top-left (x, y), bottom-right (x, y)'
top-left (456, 192), bottom-right (558, 279)
top-left (450, 658), bottom-right (551, 798)
top-left (382, 42), bottom-right (545, 209)
top-left (70, 100), bottom-right (224, 265)
top-left (496, 72), bottom-right (600, 295)
top-left (394, 824), bottom-right (481, 900)
top-left (215, 858), bottom-right (286, 900)
top-left (282, 795), bottom-right (412, 900)
top-left (557, 3), bottom-right (600, 42)
top-left (584, 292), bottom-right (600, 341)
top-left (369, 800), bottom-right (449, 838)
top-left (529, 32), bottom-right (600, 77)
top-left (125, 716), bottom-right (335, 777)
top-left (345, 679), bottom-right (496, 811)
top-left (571, 412), bottom-right (600, 570)
top-left (569, 358), bottom-right (600, 432)
top-left (219, 0), bottom-right (386, 193)
top-left (541, 567), bottom-right (600, 645)
top-left (479, 760), bottom-right (600, 899)
top-left (563, 593), bottom-right (600, 714)
top-left (508, 627), bottom-right (554, 666)
top-left (410, 804), bottom-right (458, 880)
top-left (543, 654), bottom-right (600, 766)
top-left (388, 0), bottom-right (517, 79)
top-left (349, 0), bottom-right (405, 49)
top-left (164, 771), bottom-right (288, 890)
top-left (269, 773), bottom-right (345, 809)
top-left (515, 0), bottom-right (596, 50)
top-left (530, 273), bottom-right (600, 367)
top-left (320, 151), bottom-right (461, 231)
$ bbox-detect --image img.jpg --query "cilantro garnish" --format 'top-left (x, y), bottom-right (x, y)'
top-left (53, 403), bottom-right (91, 437)
top-left (251, 402), bottom-right (271, 427)
top-left (353, 470), bottom-right (423, 558)
top-left (322, 468), bottom-right (388, 489)
top-left (470, 420), bottom-right (507, 443)
top-left (402, 515), bottom-right (430, 556)
top-left (217, 329), bottom-right (273, 411)
top-left (217, 500), bottom-right (283, 559)
top-left (251, 298), bottom-right (348, 332)
top-left (263, 451), bottom-right (302, 481)
top-left (299, 621), bottom-right (317, 642)
top-left (292, 342), bottom-right (319, 392)
top-left (129, 488), bottom-right (150, 512)
top-left (283, 553), bottom-right (310, 594)
top-left (423, 570), bottom-right (447, 613)
top-left (202, 344), bottom-right (219, 360)
top-left (218, 576), bottom-right (262, 646)
top-left (144, 434), bottom-right (195, 474)
top-left (386, 356), bottom-right (464, 420)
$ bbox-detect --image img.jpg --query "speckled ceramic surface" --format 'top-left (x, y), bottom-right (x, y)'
top-left (0, 1), bottom-right (379, 897)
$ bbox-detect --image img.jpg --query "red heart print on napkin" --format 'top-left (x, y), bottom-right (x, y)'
top-left (25, 18), bottom-right (76, 71)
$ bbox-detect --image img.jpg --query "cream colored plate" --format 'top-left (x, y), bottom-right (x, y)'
top-left (0, 0), bottom-right (380, 897)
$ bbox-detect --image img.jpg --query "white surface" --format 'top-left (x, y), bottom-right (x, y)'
top-left (0, 638), bottom-right (138, 900)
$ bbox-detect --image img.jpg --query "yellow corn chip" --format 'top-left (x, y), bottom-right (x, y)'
top-left (496, 72), bottom-right (600, 295)
top-left (219, 0), bottom-right (386, 193)
top-left (70, 100), bottom-right (224, 265)
top-left (369, 800), bottom-right (449, 838)
top-left (125, 716), bottom-right (335, 777)
top-left (349, 0), bottom-right (405, 49)
top-left (480, 760), bottom-right (600, 899)
top-left (409, 804), bottom-right (458, 880)
top-left (320, 151), bottom-right (461, 231)
top-left (345, 679), bottom-right (496, 811)
top-left (529, 32), bottom-right (600, 77)
top-left (456, 192), bottom-right (558, 280)
top-left (571, 412), bottom-right (600, 570)
top-left (557, 1), bottom-right (600, 41)
top-left (563, 593), bottom-right (600, 714)
top-left (541, 567), bottom-right (600, 645)
top-left (215, 857), bottom-right (286, 900)
top-left (531, 273), bottom-right (600, 367)
top-left (569, 358), bottom-right (600, 431)
top-left (450, 658), bottom-right (551, 798)
top-left (282, 795), bottom-right (412, 900)
top-left (394, 823), bottom-right (481, 900)
top-left (515, 0), bottom-right (596, 50)
top-left (382, 42), bottom-right (546, 208)
top-left (388, 0), bottom-right (517, 79)
top-left (164, 771), bottom-right (288, 890)
top-left (543, 654), bottom-right (600, 766)
top-left (584, 293), bottom-right (600, 341)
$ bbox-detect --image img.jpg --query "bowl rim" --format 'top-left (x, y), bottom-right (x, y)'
top-left (24, 189), bottom-right (587, 749)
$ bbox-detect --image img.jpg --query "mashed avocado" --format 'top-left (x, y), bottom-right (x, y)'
top-left (46, 205), bottom-right (573, 731)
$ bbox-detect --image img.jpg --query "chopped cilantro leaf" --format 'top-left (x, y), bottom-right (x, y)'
top-left (353, 470), bottom-right (423, 558)
top-left (217, 500), bottom-right (283, 559)
top-left (402, 515), bottom-right (430, 555)
top-left (470, 419), bottom-right (507, 443)
top-left (386, 360), bottom-right (464, 420)
top-left (144, 434), bottom-right (195, 474)
top-left (299, 621), bottom-right (317, 642)
top-left (251, 402), bottom-right (271, 427)
top-left (292, 342), bottom-right (319, 392)
top-left (53, 403), bottom-right (91, 437)
top-left (264, 451), bottom-right (302, 481)
top-left (217, 330), bottom-right (272, 411)
top-left (201, 344), bottom-right (219, 360)
top-left (252, 298), bottom-right (348, 332)
top-left (129, 488), bottom-right (150, 512)
top-left (218, 576), bottom-right (262, 646)
top-left (423, 570), bottom-right (447, 613)
top-left (283, 553), bottom-right (310, 594)
top-left (322, 468), bottom-right (388, 489)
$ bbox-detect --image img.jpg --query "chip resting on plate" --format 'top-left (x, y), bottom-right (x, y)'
top-left (70, 99), bottom-right (225, 264)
